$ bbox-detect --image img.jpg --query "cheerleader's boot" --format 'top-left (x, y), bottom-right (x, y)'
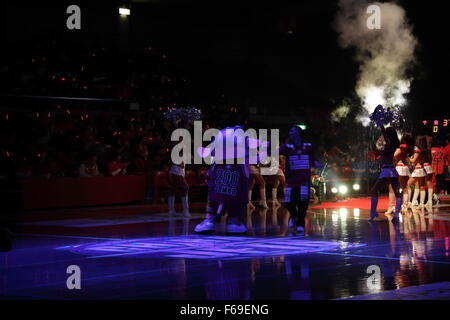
top-left (168, 196), bottom-right (177, 215)
top-left (401, 193), bottom-right (409, 212)
top-left (425, 188), bottom-right (433, 208)
top-left (271, 188), bottom-right (281, 207)
top-left (419, 190), bottom-right (426, 209)
top-left (259, 188), bottom-right (269, 208)
top-left (391, 197), bottom-right (402, 223)
top-left (407, 189), bottom-right (412, 208)
top-left (247, 190), bottom-right (255, 209)
top-left (384, 192), bottom-right (396, 215)
top-left (411, 189), bottom-right (420, 207)
top-left (181, 195), bottom-right (191, 217)
top-left (369, 197), bottom-right (380, 222)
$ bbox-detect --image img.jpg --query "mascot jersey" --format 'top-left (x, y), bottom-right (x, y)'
top-left (207, 163), bottom-right (249, 205)
top-left (280, 142), bottom-right (314, 187)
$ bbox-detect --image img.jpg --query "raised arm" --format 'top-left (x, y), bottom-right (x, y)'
top-left (380, 126), bottom-right (391, 149)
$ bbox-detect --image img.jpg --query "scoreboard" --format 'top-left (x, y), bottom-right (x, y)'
top-left (421, 118), bottom-right (450, 134)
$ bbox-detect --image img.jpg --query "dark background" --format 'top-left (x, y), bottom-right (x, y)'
top-left (0, 0), bottom-right (448, 120)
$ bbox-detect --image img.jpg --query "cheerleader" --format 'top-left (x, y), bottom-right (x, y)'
top-left (406, 136), bottom-right (427, 208)
top-left (261, 156), bottom-right (286, 207)
top-left (369, 126), bottom-right (402, 222)
top-left (167, 121), bottom-right (191, 217)
top-left (423, 136), bottom-right (435, 208)
top-left (248, 164), bottom-right (269, 209)
top-left (394, 133), bottom-right (413, 212)
top-left (168, 161), bottom-right (190, 217)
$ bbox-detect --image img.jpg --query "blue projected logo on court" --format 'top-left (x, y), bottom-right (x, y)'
top-left (59, 236), bottom-right (365, 260)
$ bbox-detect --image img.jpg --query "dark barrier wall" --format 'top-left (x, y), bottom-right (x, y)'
top-left (21, 175), bottom-right (146, 210)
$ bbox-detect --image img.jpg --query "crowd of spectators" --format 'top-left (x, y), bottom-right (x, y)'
top-left (1, 40), bottom-right (446, 203)
top-left (0, 40), bottom-right (247, 185)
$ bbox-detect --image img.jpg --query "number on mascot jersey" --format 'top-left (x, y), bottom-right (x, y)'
top-left (215, 169), bottom-right (239, 187)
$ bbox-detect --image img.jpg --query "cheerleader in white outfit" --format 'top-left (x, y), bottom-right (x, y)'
top-left (261, 156), bottom-right (286, 207)
top-left (407, 136), bottom-right (428, 208)
top-left (248, 164), bottom-right (269, 209)
top-left (423, 136), bottom-right (435, 208)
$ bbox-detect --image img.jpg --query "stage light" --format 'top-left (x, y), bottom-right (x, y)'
top-left (331, 187), bottom-right (338, 194)
top-left (339, 185), bottom-right (348, 194)
top-left (296, 124), bottom-right (307, 130)
top-left (353, 184), bottom-right (360, 191)
top-left (119, 8), bottom-right (130, 16)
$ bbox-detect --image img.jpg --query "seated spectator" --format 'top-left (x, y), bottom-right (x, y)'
top-left (107, 153), bottom-right (129, 176)
top-left (79, 154), bottom-right (101, 177)
top-left (35, 154), bottom-right (65, 178)
top-left (135, 136), bottom-right (150, 160)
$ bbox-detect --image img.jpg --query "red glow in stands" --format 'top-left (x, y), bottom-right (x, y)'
top-left (185, 170), bottom-right (197, 186)
top-left (341, 166), bottom-right (353, 176)
top-left (152, 170), bottom-right (171, 203)
top-left (153, 170), bottom-right (170, 187)
top-left (22, 176), bottom-right (146, 210)
top-left (197, 169), bottom-right (208, 186)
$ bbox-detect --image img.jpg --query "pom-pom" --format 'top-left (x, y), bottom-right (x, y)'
top-left (389, 106), bottom-right (404, 130)
top-left (370, 105), bottom-right (393, 127)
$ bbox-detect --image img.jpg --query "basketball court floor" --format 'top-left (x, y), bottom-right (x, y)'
top-left (1, 198), bottom-right (449, 300)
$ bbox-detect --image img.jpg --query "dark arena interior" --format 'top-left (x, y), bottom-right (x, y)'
top-left (0, 0), bottom-right (450, 312)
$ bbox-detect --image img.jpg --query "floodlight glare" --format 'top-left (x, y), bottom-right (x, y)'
top-left (353, 184), bottom-right (360, 191)
top-left (331, 187), bottom-right (338, 194)
top-left (339, 185), bottom-right (348, 194)
top-left (119, 8), bottom-right (130, 15)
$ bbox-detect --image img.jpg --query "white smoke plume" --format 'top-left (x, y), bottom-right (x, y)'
top-left (331, 104), bottom-right (350, 123)
top-left (334, 0), bottom-right (418, 126)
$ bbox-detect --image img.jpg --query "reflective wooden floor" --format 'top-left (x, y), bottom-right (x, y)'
top-left (1, 201), bottom-right (449, 300)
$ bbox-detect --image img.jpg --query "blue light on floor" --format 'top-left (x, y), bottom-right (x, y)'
top-left (58, 236), bottom-right (366, 260)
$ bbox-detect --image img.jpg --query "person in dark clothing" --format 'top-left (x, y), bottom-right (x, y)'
top-left (369, 126), bottom-right (402, 223)
top-left (280, 126), bottom-right (315, 234)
